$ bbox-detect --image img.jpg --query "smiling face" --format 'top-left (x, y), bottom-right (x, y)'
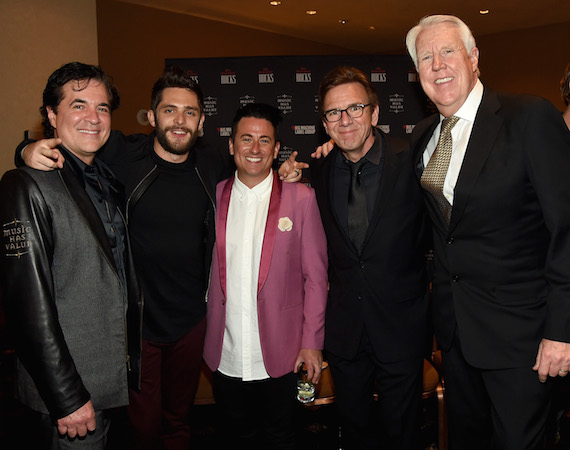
top-left (229, 116), bottom-right (280, 188)
top-left (415, 22), bottom-right (479, 117)
top-left (47, 79), bottom-right (111, 164)
top-left (321, 82), bottom-right (379, 163)
top-left (148, 87), bottom-right (205, 163)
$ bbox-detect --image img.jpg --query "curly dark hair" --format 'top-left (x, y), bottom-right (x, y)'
top-left (40, 62), bottom-right (119, 138)
top-left (151, 66), bottom-right (204, 113)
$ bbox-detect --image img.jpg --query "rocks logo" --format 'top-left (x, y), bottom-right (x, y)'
top-left (404, 125), bottom-right (416, 134)
top-left (295, 68), bottom-right (312, 83)
top-left (371, 67), bottom-right (387, 83)
top-left (184, 69), bottom-right (199, 84)
top-left (220, 69), bottom-right (237, 85)
top-left (389, 94), bottom-right (404, 114)
top-left (377, 125), bottom-right (391, 134)
top-left (258, 68), bottom-right (275, 84)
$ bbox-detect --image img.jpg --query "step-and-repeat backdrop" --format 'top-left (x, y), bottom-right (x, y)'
top-left (165, 55), bottom-right (434, 182)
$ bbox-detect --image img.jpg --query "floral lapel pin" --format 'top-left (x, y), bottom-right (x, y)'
top-left (278, 217), bottom-right (293, 232)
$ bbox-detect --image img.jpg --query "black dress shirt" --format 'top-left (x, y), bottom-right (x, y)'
top-left (60, 146), bottom-right (127, 290)
top-left (332, 134), bottom-right (384, 238)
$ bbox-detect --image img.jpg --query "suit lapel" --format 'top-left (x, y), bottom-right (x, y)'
top-left (311, 148), bottom-right (349, 245)
top-left (58, 164), bottom-right (118, 273)
top-left (217, 176), bottom-right (234, 299)
top-left (450, 89), bottom-right (502, 231)
top-left (258, 171), bottom-right (281, 294)
top-left (413, 115), bottom-right (448, 229)
top-left (413, 115), bottom-right (439, 179)
top-left (364, 134), bottom-right (397, 243)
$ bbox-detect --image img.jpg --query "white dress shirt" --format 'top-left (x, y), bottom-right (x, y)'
top-left (218, 171), bottom-right (273, 381)
top-left (422, 79), bottom-right (484, 205)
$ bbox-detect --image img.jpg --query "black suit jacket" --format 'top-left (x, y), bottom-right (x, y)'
top-left (310, 131), bottom-right (430, 362)
top-left (412, 86), bottom-right (570, 370)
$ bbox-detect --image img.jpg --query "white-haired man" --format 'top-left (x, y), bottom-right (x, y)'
top-left (406, 14), bottom-right (570, 450)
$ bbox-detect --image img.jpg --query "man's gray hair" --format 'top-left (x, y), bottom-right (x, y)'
top-left (405, 15), bottom-right (478, 72)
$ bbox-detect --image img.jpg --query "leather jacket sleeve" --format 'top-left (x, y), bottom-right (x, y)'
top-left (0, 169), bottom-right (90, 419)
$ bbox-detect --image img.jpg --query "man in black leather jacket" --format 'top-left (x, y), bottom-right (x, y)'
top-left (1, 62), bottom-right (143, 449)
top-left (17, 67), bottom-right (230, 450)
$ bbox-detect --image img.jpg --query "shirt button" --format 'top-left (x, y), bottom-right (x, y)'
top-left (447, 237), bottom-right (454, 245)
top-left (452, 275), bottom-right (460, 283)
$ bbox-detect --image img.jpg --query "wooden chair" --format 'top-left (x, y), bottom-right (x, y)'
top-left (424, 350), bottom-right (447, 450)
top-left (193, 362), bottom-right (216, 405)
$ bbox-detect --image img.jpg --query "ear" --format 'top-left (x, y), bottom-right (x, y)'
top-left (198, 113), bottom-right (205, 131)
top-left (322, 119), bottom-right (330, 136)
top-left (228, 138), bottom-right (235, 156)
top-left (273, 141), bottom-right (281, 159)
top-left (470, 46), bottom-right (480, 73)
top-left (47, 106), bottom-right (57, 130)
top-left (371, 104), bottom-right (380, 127)
top-left (147, 109), bottom-right (156, 128)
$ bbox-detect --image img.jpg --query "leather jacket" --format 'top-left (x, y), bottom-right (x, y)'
top-left (0, 162), bottom-right (143, 419)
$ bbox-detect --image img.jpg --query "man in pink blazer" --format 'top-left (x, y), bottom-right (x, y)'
top-left (203, 103), bottom-right (328, 449)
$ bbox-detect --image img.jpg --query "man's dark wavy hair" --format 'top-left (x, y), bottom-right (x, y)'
top-left (318, 66), bottom-right (379, 116)
top-left (40, 62), bottom-right (119, 138)
top-left (231, 103), bottom-right (282, 142)
top-left (150, 66), bottom-right (204, 113)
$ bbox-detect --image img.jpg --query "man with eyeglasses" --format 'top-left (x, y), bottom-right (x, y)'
top-left (308, 66), bottom-right (430, 450)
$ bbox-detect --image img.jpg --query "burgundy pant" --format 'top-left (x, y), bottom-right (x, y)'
top-left (126, 318), bottom-right (206, 450)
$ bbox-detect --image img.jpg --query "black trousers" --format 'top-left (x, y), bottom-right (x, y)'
top-left (327, 330), bottom-right (424, 450)
top-left (212, 370), bottom-right (298, 450)
top-left (442, 333), bottom-right (552, 450)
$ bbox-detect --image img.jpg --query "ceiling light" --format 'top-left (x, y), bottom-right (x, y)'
top-left (269, 1), bottom-right (281, 6)
top-left (339, 19), bottom-right (348, 24)
top-left (479, 9), bottom-right (489, 14)
top-left (306, 10), bottom-right (317, 15)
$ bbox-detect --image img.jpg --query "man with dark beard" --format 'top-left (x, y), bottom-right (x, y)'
top-left (17, 67), bottom-right (230, 450)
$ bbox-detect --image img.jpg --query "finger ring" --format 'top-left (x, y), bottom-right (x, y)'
top-left (560, 369), bottom-right (567, 373)
top-left (294, 169), bottom-right (300, 176)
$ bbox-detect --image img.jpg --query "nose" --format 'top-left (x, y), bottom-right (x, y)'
top-left (250, 141), bottom-right (260, 153)
top-left (173, 111), bottom-right (186, 125)
top-left (84, 106), bottom-right (101, 124)
top-left (432, 53), bottom-right (445, 71)
top-left (339, 109), bottom-right (352, 125)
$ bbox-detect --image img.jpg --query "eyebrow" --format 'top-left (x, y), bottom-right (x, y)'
top-left (70, 98), bottom-right (111, 109)
top-left (161, 104), bottom-right (200, 111)
top-left (239, 133), bottom-right (273, 140)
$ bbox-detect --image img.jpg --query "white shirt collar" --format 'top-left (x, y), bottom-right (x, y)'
top-left (233, 169), bottom-right (274, 201)
top-left (441, 78), bottom-right (484, 124)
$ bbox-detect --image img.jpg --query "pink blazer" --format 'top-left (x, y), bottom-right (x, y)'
top-left (203, 171), bottom-right (328, 378)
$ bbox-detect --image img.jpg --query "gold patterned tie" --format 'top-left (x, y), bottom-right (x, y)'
top-left (420, 116), bottom-right (459, 224)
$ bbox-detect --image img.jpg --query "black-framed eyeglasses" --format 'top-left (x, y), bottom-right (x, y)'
top-left (323, 104), bottom-right (370, 122)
